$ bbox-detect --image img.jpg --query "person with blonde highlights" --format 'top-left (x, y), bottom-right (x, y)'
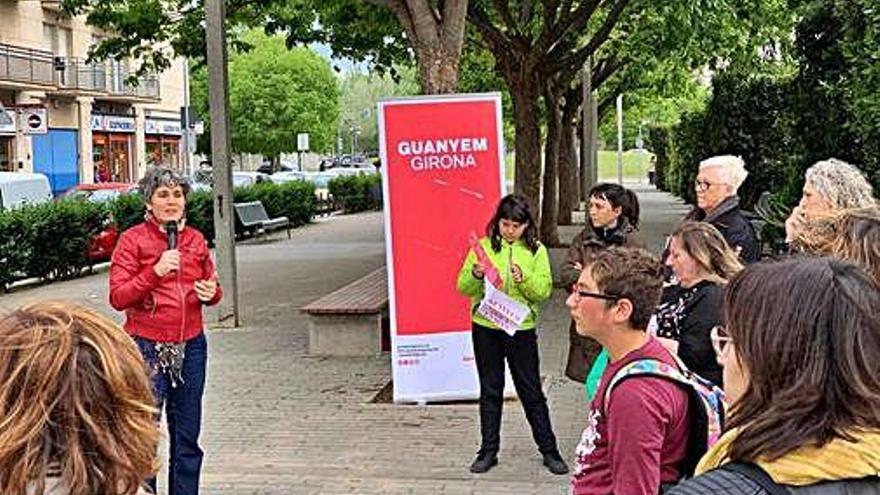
top-left (791, 206), bottom-right (880, 285)
top-left (0, 301), bottom-right (158, 495)
top-left (650, 221), bottom-right (743, 386)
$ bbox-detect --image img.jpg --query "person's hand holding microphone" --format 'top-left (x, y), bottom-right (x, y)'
top-left (154, 221), bottom-right (180, 277)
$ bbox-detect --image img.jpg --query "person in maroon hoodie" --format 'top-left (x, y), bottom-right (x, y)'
top-left (567, 247), bottom-right (690, 495)
top-left (110, 166), bottom-right (222, 495)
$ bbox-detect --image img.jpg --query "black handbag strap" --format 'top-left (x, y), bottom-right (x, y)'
top-left (721, 462), bottom-right (791, 495)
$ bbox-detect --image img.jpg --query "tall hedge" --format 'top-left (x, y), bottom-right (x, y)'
top-left (660, 73), bottom-right (798, 209)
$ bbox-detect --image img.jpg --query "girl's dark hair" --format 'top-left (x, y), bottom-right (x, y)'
top-left (589, 183), bottom-right (640, 228)
top-left (724, 257), bottom-right (880, 462)
top-left (486, 194), bottom-right (540, 253)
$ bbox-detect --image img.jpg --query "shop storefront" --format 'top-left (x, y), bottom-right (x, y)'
top-left (91, 114), bottom-right (135, 183)
top-left (0, 109), bottom-right (15, 171)
top-left (145, 118), bottom-right (182, 170)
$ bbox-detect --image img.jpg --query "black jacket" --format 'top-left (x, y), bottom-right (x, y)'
top-left (651, 281), bottom-right (724, 387)
top-left (685, 196), bottom-right (761, 264)
top-left (668, 467), bottom-right (880, 495)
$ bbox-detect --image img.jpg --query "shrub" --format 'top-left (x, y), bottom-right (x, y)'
top-left (328, 174), bottom-right (382, 213)
top-left (110, 192), bottom-right (145, 233)
top-left (0, 199), bottom-right (108, 289)
top-left (186, 190), bottom-right (215, 243)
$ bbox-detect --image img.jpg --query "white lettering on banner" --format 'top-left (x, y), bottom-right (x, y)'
top-left (397, 137), bottom-right (488, 172)
top-left (477, 279), bottom-right (529, 336)
top-left (411, 154), bottom-right (477, 171)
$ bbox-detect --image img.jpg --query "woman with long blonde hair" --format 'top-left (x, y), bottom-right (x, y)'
top-left (650, 221), bottom-right (744, 386)
top-left (0, 301), bottom-right (158, 495)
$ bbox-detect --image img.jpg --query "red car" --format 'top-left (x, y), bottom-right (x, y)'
top-left (61, 183), bottom-right (137, 262)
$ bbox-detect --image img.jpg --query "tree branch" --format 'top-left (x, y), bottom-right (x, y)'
top-left (441, 0), bottom-right (469, 52)
top-left (467, 3), bottom-right (516, 55)
top-left (492, 0), bottom-right (518, 32)
top-left (550, 0), bottom-right (631, 73)
top-left (539, 0), bottom-right (602, 55)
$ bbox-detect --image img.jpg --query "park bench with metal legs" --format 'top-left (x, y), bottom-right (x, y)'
top-left (301, 267), bottom-right (388, 356)
top-left (233, 201), bottom-right (291, 239)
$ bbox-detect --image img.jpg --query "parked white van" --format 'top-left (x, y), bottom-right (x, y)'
top-left (0, 172), bottom-right (53, 211)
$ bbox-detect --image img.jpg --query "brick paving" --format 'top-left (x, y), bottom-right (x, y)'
top-left (0, 187), bottom-right (689, 494)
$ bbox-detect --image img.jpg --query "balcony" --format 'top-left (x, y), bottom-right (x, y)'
top-left (0, 42), bottom-right (55, 89)
top-left (53, 57), bottom-right (161, 101)
top-left (55, 57), bottom-right (107, 93)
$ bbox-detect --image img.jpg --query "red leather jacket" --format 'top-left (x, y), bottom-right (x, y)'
top-left (109, 218), bottom-right (222, 342)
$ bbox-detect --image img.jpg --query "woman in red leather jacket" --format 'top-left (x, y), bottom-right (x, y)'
top-left (110, 166), bottom-right (222, 495)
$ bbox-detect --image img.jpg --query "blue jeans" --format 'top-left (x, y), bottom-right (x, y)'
top-left (135, 333), bottom-right (207, 495)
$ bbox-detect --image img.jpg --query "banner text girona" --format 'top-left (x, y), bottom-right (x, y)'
top-left (397, 137), bottom-right (489, 171)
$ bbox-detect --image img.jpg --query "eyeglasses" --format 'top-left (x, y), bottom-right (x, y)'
top-left (710, 325), bottom-right (732, 357)
top-left (571, 284), bottom-right (619, 301)
top-left (694, 179), bottom-right (719, 192)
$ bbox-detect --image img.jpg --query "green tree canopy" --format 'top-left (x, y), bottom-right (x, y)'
top-left (337, 67), bottom-right (419, 154)
top-left (191, 31), bottom-right (340, 158)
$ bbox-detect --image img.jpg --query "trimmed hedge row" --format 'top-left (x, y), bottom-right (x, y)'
top-left (0, 180), bottom-right (319, 289)
top-left (0, 199), bottom-right (107, 289)
top-left (328, 174), bottom-right (383, 213)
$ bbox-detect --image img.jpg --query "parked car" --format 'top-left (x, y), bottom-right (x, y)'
top-left (60, 182), bottom-right (139, 263)
top-left (268, 171), bottom-right (307, 184)
top-left (256, 163), bottom-right (294, 174)
top-left (0, 172), bottom-right (53, 211)
top-left (60, 182), bottom-right (137, 202)
top-left (189, 170), bottom-right (270, 190)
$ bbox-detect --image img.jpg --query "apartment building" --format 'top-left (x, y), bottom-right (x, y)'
top-left (0, 0), bottom-right (188, 194)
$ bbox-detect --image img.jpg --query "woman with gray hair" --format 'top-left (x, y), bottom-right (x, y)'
top-left (679, 155), bottom-right (761, 263)
top-left (109, 166), bottom-right (222, 495)
top-left (785, 158), bottom-right (876, 242)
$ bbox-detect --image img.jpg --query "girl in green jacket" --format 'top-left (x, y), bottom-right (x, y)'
top-left (456, 194), bottom-right (568, 476)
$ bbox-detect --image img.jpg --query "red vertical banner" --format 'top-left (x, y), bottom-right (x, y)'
top-left (379, 94), bottom-right (505, 402)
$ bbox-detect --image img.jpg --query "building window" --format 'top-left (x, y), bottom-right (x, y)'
top-left (93, 133), bottom-right (132, 183)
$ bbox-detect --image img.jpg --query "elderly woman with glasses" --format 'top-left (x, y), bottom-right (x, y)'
top-left (668, 257), bottom-right (880, 495)
top-left (650, 221), bottom-right (743, 387)
top-left (682, 155), bottom-right (760, 263)
top-left (109, 166), bottom-right (222, 495)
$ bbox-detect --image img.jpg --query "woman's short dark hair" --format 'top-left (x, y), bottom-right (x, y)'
top-left (589, 183), bottom-right (640, 228)
top-left (139, 166), bottom-right (190, 201)
top-left (723, 257), bottom-right (880, 462)
top-left (486, 194), bottom-right (540, 253)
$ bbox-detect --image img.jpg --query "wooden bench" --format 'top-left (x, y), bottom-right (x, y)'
top-left (301, 267), bottom-right (388, 356)
top-left (233, 201), bottom-right (291, 239)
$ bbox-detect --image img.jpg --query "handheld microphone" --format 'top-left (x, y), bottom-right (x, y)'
top-left (165, 221), bottom-right (178, 250)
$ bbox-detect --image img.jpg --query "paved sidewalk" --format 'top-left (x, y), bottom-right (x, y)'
top-left (0, 186), bottom-right (689, 494)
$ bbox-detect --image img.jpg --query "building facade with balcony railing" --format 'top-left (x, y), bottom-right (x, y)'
top-left (0, 1), bottom-right (187, 193)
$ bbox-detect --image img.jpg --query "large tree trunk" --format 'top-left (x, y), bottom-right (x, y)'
top-left (414, 45), bottom-right (461, 94)
top-left (540, 89), bottom-right (561, 246)
top-left (558, 94), bottom-right (581, 225)
top-left (510, 80), bottom-right (544, 222)
top-left (381, 0), bottom-right (468, 94)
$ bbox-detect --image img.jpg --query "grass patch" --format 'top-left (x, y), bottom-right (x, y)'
top-left (503, 149), bottom-right (654, 183)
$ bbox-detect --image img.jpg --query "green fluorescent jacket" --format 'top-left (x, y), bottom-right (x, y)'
top-left (456, 236), bottom-right (553, 331)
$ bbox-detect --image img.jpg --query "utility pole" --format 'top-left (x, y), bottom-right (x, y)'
top-left (616, 94), bottom-right (624, 185)
top-left (205, 0), bottom-right (239, 327)
top-left (182, 58), bottom-right (193, 177)
top-left (581, 57), bottom-right (598, 203)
